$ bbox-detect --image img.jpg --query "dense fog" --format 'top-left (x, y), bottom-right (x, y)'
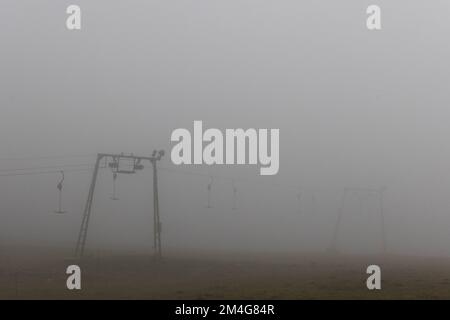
top-left (1, 1), bottom-right (450, 257)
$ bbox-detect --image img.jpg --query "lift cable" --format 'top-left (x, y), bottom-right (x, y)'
top-left (0, 153), bottom-right (95, 161)
top-left (0, 163), bottom-right (93, 173)
top-left (0, 167), bottom-right (94, 177)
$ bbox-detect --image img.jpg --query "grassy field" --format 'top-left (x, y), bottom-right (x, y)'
top-left (1, 246), bottom-right (450, 299)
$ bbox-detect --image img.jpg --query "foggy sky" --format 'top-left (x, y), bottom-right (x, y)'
top-left (1, 1), bottom-right (450, 257)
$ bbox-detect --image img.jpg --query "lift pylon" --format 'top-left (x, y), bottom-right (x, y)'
top-left (329, 187), bottom-right (387, 254)
top-left (74, 151), bottom-right (164, 258)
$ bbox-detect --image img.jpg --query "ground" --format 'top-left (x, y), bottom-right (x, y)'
top-left (1, 246), bottom-right (450, 299)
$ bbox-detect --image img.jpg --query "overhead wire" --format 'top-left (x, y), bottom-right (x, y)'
top-left (0, 153), bottom-right (95, 161)
top-left (0, 167), bottom-right (94, 177)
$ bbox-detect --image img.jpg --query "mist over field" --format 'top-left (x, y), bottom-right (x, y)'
top-left (1, 0), bottom-right (450, 261)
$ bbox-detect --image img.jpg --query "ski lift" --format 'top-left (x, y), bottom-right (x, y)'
top-left (108, 155), bottom-right (144, 174)
top-left (54, 171), bottom-right (66, 214)
top-left (109, 157), bottom-right (119, 171)
top-left (110, 172), bottom-right (119, 200)
top-left (206, 176), bottom-right (213, 208)
top-left (134, 159), bottom-right (144, 171)
top-left (232, 180), bottom-right (237, 210)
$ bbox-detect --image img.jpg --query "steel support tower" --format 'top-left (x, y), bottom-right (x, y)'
top-left (329, 187), bottom-right (387, 254)
top-left (74, 151), bottom-right (164, 258)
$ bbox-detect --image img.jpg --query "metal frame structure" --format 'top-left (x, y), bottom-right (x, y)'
top-left (329, 187), bottom-right (387, 253)
top-left (74, 151), bottom-right (164, 258)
